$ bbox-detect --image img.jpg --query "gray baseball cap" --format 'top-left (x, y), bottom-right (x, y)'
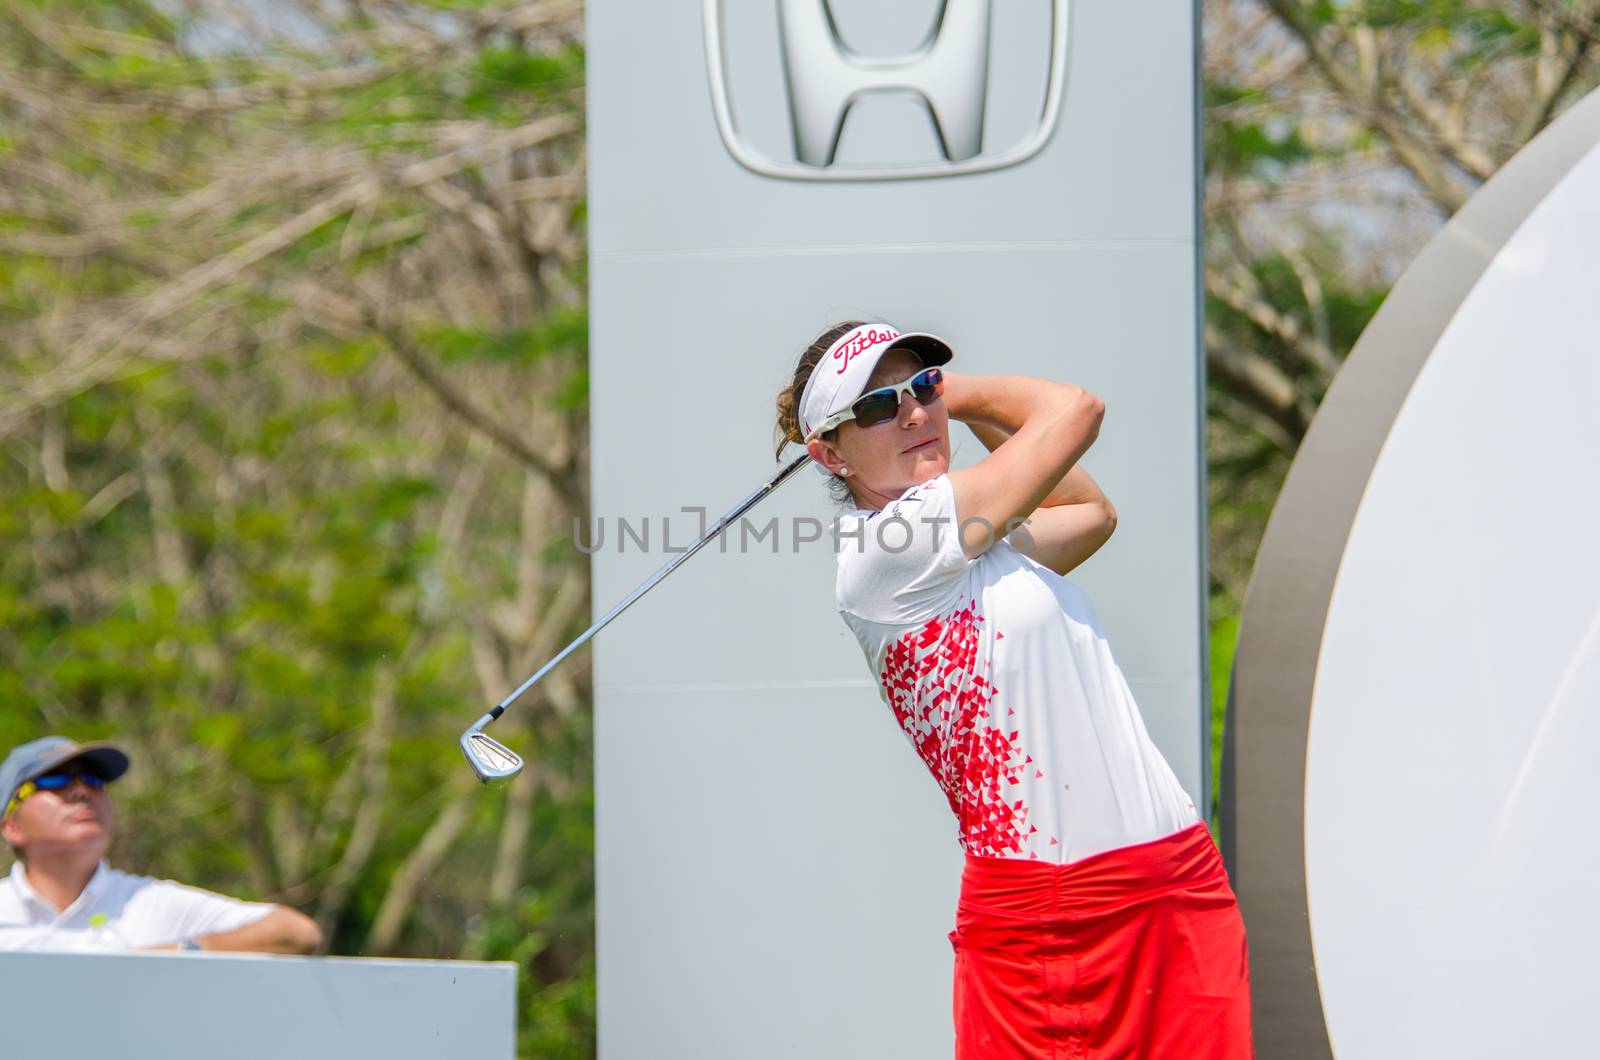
top-left (1, 736), bottom-right (129, 813)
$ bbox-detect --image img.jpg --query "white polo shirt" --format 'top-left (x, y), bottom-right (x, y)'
top-left (0, 859), bottom-right (274, 952)
top-left (836, 474), bottom-right (1199, 863)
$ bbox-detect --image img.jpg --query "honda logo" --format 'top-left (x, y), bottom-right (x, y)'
top-left (703, 0), bottom-right (1070, 181)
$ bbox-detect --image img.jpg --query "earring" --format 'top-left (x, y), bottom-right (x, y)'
top-left (839, 466), bottom-right (850, 476)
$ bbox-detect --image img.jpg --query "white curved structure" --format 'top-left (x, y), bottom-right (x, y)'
top-left (1308, 124), bottom-right (1600, 1060)
top-left (1227, 88), bottom-right (1600, 1058)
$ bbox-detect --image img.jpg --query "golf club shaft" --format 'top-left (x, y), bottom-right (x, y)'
top-left (481, 453), bottom-right (813, 725)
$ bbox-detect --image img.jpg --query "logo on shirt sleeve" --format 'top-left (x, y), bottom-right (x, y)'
top-left (884, 477), bottom-right (945, 520)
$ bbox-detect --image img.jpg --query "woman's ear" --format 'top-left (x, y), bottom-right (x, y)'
top-left (806, 436), bottom-right (848, 477)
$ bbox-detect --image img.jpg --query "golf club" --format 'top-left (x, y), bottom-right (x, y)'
top-left (460, 452), bottom-right (814, 781)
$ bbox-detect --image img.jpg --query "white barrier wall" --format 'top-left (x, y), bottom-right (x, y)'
top-left (1, 952), bottom-right (516, 1058)
top-left (589, 2), bottom-right (1203, 1057)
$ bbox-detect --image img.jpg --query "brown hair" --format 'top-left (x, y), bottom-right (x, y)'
top-left (773, 320), bottom-right (866, 459)
top-left (775, 320), bottom-right (865, 505)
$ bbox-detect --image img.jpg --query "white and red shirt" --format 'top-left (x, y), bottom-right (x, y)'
top-left (0, 859), bottom-right (274, 952)
top-left (836, 475), bottom-right (1199, 863)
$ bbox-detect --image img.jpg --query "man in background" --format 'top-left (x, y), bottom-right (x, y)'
top-left (0, 735), bottom-right (322, 954)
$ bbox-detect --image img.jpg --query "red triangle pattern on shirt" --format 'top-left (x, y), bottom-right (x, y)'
top-left (880, 600), bottom-right (1033, 859)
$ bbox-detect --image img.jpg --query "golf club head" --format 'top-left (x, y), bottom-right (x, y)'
top-left (460, 723), bottom-right (524, 782)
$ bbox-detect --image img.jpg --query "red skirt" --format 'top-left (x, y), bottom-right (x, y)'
top-left (950, 822), bottom-right (1253, 1060)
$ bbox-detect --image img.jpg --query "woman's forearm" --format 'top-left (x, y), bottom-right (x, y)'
top-left (967, 419), bottom-right (1111, 510)
top-left (943, 373), bottom-right (1087, 434)
top-left (940, 371), bottom-right (1104, 553)
top-left (951, 374), bottom-right (1110, 509)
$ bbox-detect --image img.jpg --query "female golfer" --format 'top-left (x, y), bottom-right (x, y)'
top-left (775, 321), bottom-right (1252, 1059)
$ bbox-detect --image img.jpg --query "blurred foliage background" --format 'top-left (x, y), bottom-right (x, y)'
top-left (0, 0), bottom-right (1596, 1054)
top-left (0, 0), bottom-right (593, 1054)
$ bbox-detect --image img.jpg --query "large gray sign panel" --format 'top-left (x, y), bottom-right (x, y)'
top-left (589, 3), bottom-right (1202, 1056)
top-left (1224, 88), bottom-right (1600, 1059)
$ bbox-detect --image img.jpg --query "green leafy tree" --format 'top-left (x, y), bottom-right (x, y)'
top-left (0, 1), bottom-right (592, 1054)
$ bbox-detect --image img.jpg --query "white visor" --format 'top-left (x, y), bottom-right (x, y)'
top-left (798, 323), bottom-right (954, 441)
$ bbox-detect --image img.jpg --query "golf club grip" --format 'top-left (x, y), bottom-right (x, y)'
top-left (487, 453), bottom-right (812, 718)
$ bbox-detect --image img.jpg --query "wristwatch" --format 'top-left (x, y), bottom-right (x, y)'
top-left (179, 937), bottom-right (203, 952)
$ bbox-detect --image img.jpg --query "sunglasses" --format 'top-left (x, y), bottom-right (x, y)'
top-left (810, 367), bottom-right (944, 438)
top-left (4, 771), bottom-right (108, 817)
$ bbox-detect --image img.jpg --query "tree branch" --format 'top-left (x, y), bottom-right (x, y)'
top-left (315, 666), bottom-right (398, 931)
top-left (1206, 264), bottom-right (1337, 379)
top-left (368, 792), bottom-right (475, 953)
top-left (1395, 76), bottom-right (1497, 181)
top-left (1514, 8), bottom-right (1597, 146)
top-left (1259, 0), bottom-right (1473, 213)
top-left (1204, 322), bottom-right (1314, 447)
top-left (375, 320), bottom-right (578, 505)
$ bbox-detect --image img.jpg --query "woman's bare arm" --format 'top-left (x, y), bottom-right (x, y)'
top-left (965, 420), bottom-right (1115, 512)
top-left (941, 372), bottom-right (1105, 561)
top-left (962, 417), bottom-right (1118, 575)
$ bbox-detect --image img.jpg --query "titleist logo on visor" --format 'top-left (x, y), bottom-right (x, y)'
top-left (832, 327), bottom-right (899, 373)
